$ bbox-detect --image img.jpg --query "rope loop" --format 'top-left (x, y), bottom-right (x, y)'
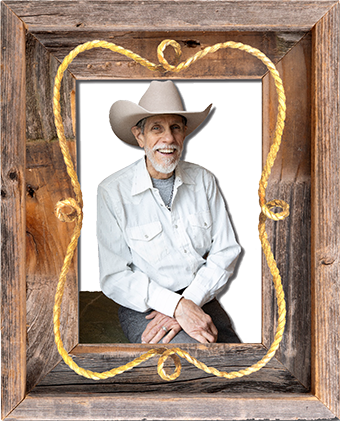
top-left (157, 39), bottom-right (182, 71)
top-left (55, 198), bottom-right (83, 223)
top-left (261, 199), bottom-right (290, 221)
top-left (157, 348), bottom-right (182, 381)
top-left (53, 38), bottom-right (289, 383)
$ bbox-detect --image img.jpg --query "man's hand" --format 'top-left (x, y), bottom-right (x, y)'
top-left (141, 311), bottom-right (182, 344)
top-left (174, 298), bottom-right (218, 343)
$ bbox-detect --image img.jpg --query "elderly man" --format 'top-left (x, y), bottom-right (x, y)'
top-left (97, 80), bottom-right (241, 344)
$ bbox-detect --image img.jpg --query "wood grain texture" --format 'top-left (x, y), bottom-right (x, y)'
top-left (23, 31), bottom-right (307, 80)
top-left (11, 398), bottom-right (330, 420)
top-left (311, 3), bottom-right (340, 418)
top-left (5, 0), bottom-right (337, 32)
top-left (37, 344), bottom-right (306, 390)
top-left (26, 32), bottom-right (75, 141)
top-left (25, 33), bottom-right (78, 393)
top-left (1, 0), bottom-right (339, 419)
top-left (1, 3), bottom-right (27, 419)
top-left (262, 35), bottom-right (312, 389)
top-left (11, 345), bottom-right (315, 420)
top-left (8, 394), bottom-right (335, 420)
top-left (8, 396), bottom-right (334, 421)
top-left (25, 140), bottom-right (78, 393)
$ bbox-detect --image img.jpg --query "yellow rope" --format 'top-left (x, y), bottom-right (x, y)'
top-left (53, 39), bottom-right (288, 382)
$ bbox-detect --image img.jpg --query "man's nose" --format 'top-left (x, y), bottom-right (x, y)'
top-left (163, 126), bottom-right (175, 142)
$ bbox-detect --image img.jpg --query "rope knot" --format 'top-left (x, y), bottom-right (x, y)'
top-left (55, 198), bottom-right (82, 222)
top-left (157, 348), bottom-right (182, 381)
top-left (157, 40), bottom-right (182, 71)
top-left (261, 199), bottom-right (289, 221)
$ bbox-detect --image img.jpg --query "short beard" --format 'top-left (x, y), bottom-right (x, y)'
top-left (144, 144), bottom-right (182, 175)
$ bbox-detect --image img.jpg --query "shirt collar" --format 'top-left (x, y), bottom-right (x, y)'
top-left (131, 157), bottom-right (153, 196)
top-left (131, 157), bottom-right (195, 196)
top-left (175, 161), bottom-right (195, 186)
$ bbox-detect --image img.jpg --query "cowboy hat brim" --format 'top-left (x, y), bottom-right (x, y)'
top-left (109, 100), bottom-right (212, 146)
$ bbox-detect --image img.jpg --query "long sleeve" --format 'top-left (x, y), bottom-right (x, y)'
top-left (97, 158), bottom-right (241, 318)
top-left (97, 185), bottom-right (182, 316)
top-left (182, 172), bottom-right (241, 307)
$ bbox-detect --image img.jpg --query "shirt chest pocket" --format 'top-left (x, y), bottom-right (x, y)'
top-left (126, 221), bottom-right (168, 264)
top-left (188, 210), bottom-right (213, 252)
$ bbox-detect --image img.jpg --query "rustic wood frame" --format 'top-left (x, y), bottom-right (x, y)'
top-left (1, 1), bottom-right (339, 420)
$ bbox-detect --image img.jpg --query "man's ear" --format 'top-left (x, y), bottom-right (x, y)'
top-left (131, 126), bottom-right (144, 148)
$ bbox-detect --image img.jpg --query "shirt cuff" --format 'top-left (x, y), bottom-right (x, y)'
top-left (147, 282), bottom-right (183, 317)
top-left (182, 283), bottom-right (209, 308)
top-left (183, 266), bottom-right (227, 307)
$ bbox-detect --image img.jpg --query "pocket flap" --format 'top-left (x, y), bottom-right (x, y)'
top-left (189, 211), bottom-right (212, 229)
top-left (127, 221), bottom-right (163, 241)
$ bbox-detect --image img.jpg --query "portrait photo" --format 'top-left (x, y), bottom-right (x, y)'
top-left (78, 80), bottom-right (262, 344)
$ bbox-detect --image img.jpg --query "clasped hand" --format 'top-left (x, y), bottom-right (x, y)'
top-left (141, 311), bottom-right (182, 344)
top-left (141, 298), bottom-right (218, 344)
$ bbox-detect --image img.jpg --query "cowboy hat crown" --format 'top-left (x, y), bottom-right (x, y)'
top-left (109, 80), bottom-right (212, 146)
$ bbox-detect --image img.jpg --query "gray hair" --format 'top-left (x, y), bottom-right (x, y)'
top-left (135, 115), bottom-right (187, 134)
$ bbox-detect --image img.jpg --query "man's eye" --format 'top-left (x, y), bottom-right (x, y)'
top-left (152, 126), bottom-right (160, 130)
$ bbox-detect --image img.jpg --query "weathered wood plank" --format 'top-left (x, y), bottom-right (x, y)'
top-left (262, 35), bottom-right (311, 389)
top-left (27, 31), bottom-right (307, 80)
top-left (311, 3), bottom-right (340, 418)
top-left (2, 1), bottom-right (339, 419)
top-left (26, 32), bottom-right (75, 141)
top-left (0, 3), bottom-right (27, 419)
top-left (66, 343), bottom-right (287, 364)
top-left (25, 29), bottom-right (78, 394)
top-left (8, 393), bottom-right (335, 420)
top-left (25, 140), bottom-right (78, 393)
top-left (33, 344), bottom-right (308, 396)
top-left (5, 0), bottom-right (338, 32)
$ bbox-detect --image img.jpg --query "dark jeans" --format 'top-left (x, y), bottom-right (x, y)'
top-left (118, 298), bottom-right (240, 344)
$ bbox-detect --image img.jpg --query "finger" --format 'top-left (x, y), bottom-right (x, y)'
top-left (189, 333), bottom-right (209, 344)
top-left (142, 325), bottom-right (163, 343)
top-left (209, 321), bottom-right (218, 337)
top-left (149, 326), bottom-right (169, 344)
top-left (201, 329), bottom-right (217, 343)
top-left (142, 327), bottom-right (164, 344)
top-left (142, 315), bottom-right (167, 340)
top-left (145, 311), bottom-right (158, 320)
top-left (187, 328), bottom-right (216, 344)
top-left (162, 327), bottom-right (181, 344)
top-left (150, 321), bottom-right (179, 344)
top-left (143, 319), bottom-right (170, 343)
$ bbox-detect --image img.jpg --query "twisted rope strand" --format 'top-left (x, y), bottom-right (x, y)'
top-left (53, 39), bottom-right (289, 382)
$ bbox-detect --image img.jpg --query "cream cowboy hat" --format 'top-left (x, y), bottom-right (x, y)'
top-left (109, 80), bottom-right (212, 146)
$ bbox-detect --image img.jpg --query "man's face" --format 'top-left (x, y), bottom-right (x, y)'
top-left (131, 114), bottom-right (187, 179)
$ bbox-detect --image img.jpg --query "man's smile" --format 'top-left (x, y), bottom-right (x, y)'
top-left (156, 147), bottom-right (177, 155)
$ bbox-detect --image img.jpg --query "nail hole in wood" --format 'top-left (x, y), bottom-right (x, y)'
top-left (184, 40), bottom-right (201, 48)
top-left (8, 170), bottom-right (18, 181)
top-left (26, 185), bottom-right (36, 198)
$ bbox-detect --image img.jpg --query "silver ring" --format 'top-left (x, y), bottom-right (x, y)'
top-left (162, 326), bottom-right (168, 333)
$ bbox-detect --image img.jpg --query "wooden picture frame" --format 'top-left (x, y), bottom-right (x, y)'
top-left (1, 1), bottom-right (339, 419)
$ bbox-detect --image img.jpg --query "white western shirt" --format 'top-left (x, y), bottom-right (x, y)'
top-left (97, 157), bottom-right (241, 317)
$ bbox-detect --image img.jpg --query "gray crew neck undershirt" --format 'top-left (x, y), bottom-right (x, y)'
top-left (151, 173), bottom-right (175, 208)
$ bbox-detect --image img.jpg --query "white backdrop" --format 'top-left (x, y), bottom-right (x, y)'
top-left (77, 80), bottom-right (261, 342)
